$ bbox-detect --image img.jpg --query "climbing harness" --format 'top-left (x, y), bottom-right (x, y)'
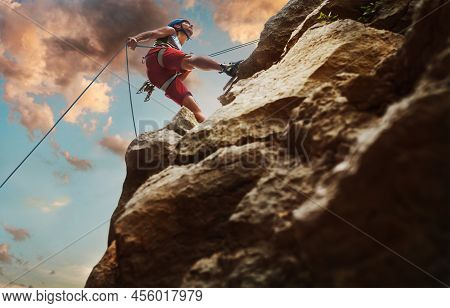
top-left (137, 46), bottom-right (182, 103)
top-left (135, 41), bottom-right (251, 104)
top-left (135, 19), bottom-right (189, 103)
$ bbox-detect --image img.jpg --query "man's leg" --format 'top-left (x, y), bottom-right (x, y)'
top-left (181, 55), bottom-right (221, 71)
top-left (182, 95), bottom-right (206, 123)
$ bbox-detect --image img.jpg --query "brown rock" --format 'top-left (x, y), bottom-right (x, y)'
top-left (108, 107), bottom-right (197, 244)
top-left (113, 143), bottom-right (275, 287)
top-left (236, 0), bottom-right (323, 81)
top-left (85, 242), bottom-right (118, 288)
top-left (292, 45), bottom-right (450, 286)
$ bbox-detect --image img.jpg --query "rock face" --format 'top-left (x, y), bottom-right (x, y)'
top-left (236, 0), bottom-right (323, 80)
top-left (86, 0), bottom-right (449, 287)
top-left (107, 107), bottom-right (197, 245)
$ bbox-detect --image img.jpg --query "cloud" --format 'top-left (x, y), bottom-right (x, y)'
top-left (61, 151), bottom-right (92, 170)
top-left (0, 0), bottom-right (179, 136)
top-left (53, 171), bottom-right (70, 184)
top-left (2, 0), bottom-right (20, 9)
top-left (26, 197), bottom-right (70, 213)
top-left (3, 226), bottom-right (30, 242)
top-left (99, 135), bottom-right (130, 157)
top-left (50, 139), bottom-right (93, 171)
top-left (210, 0), bottom-right (287, 42)
top-left (183, 0), bottom-right (197, 9)
top-left (0, 243), bottom-right (13, 264)
top-left (3, 81), bottom-right (55, 140)
top-left (63, 77), bottom-right (113, 125)
top-left (103, 116), bottom-right (113, 133)
top-left (81, 118), bottom-right (98, 135)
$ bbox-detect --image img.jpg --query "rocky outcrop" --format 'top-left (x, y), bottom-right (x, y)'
top-left (236, 0), bottom-right (419, 83)
top-left (107, 107), bottom-right (197, 245)
top-left (237, 0), bottom-right (323, 80)
top-left (87, 0), bottom-right (449, 287)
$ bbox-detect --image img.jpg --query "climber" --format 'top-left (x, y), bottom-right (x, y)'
top-left (127, 18), bottom-right (240, 123)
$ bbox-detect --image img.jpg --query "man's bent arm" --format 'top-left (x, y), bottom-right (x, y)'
top-left (133, 26), bottom-right (176, 42)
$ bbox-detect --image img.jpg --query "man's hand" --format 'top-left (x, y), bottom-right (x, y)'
top-left (127, 37), bottom-right (138, 50)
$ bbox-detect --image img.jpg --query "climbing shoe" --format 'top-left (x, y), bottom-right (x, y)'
top-left (220, 60), bottom-right (243, 77)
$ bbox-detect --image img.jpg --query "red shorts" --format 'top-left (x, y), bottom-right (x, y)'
top-left (145, 47), bottom-right (192, 106)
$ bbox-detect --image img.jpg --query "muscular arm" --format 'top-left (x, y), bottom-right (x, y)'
top-left (133, 26), bottom-right (175, 42)
top-left (127, 26), bottom-right (175, 50)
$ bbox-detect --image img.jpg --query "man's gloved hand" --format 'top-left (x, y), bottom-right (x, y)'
top-left (219, 60), bottom-right (243, 77)
top-left (127, 37), bottom-right (138, 50)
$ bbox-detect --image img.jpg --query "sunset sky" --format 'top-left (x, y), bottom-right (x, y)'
top-left (0, 0), bottom-right (287, 287)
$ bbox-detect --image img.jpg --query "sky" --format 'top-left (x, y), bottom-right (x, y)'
top-left (0, 0), bottom-right (287, 287)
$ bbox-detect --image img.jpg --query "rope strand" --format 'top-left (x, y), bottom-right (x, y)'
top-left (125, 44), bottom-right (138, 138)
top-left (0, 45), bottom-right (125, 191)
top-left (136, 39), bottom-right (259, 58)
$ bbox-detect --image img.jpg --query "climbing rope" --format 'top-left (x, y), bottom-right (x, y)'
top-left (136, 39), bottom-right (260, 57)
top-left (0, 45), bottom-right (125, 190)
top-left (208, 39), bottom-right (260, 57)
top-left (125, 44), bottom-right (138, 138)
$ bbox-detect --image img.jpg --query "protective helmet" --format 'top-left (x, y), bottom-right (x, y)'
top-left (168, 18), bottom-right (193, 40)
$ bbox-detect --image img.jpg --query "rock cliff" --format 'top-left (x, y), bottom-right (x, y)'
top-left (86, 0), bottom-right (449, 287)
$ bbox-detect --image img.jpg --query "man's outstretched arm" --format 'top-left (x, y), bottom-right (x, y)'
top-left (127, 26), bottom-right (176, 50)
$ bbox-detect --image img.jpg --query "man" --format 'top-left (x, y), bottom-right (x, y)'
top-left (127, 19), bottom-right (239, 122)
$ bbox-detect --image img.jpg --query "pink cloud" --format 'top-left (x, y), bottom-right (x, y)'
top-left (3, 81), bottom-right (55, 140)
top-left (81, 118), bottom-right (98, 135)
top-left (63, 78), bottom-right (113, 125)
top-left (3, 226), bottom-right (30, 242)
top-left (210, 0), bottom-right (287, 42)
top-left (102, 116), bottom-right (113, 133)
top-left (61, 151), bottom-right (92, 171)
top-left (183, 0), bottom-right (197, 9)
top-left (49, 139), bottom-right (93, 171)
top-left (99, 135), bottom-right (130, 157)
top-left (26, 196), bottom-right (70, 213)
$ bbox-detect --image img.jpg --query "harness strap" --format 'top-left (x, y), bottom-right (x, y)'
top-left (160, 73), bottom-right (180, 92)
top-left (139, 46), bottom-right (180, 99)
top-left (157, 48), bottom-right (166, 67)
top-left (155, 47), bottom-right (180, 93)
